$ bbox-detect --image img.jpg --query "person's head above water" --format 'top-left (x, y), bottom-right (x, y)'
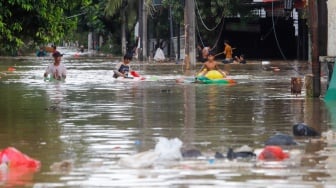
top-left (123, 54), bottom-right (132, 64)
top-left (207, 50), bottom-right (216, 60)
top-left (52, 51), bottom-right (63, 58)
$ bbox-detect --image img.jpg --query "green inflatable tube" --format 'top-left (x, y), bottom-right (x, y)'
top-left (196, 75), bottom-right (235, 84)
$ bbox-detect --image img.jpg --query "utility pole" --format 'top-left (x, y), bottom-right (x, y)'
top-left (169, 5), bottom-right (175, 60)
top-left (121, 8), bottom-right (127, 55)
top-left (184, 0), bottom-right (196, 71)
top-left (309, 0), bottom-right (320, 97)
top-left (138, 0), bottom-right (143, 60)
top-left (142, 2), bottom-right (147, 60)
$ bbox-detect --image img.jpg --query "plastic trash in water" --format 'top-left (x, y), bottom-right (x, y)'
top-left (0, 147), bottom-right (41, 186)
top-left (0, 147), bottom-right (40, 169)
top-left (208, 158), bottom-right (215, 164)
top-left (119, 137), bottom-right (183, 168)
top-left (154, 137), bottom-right (183, 161)
top-left (258, 146), bottom-right (289, 161)
top-left (118, 150), bottom-right (159, 168)
top-left (7, 67), bottom-right (16, 71)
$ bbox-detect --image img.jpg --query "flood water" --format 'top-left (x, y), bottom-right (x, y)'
top-left (0, 48), bottom-right (335, 187)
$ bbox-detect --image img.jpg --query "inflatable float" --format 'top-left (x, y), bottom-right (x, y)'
top-left (114, 71), bottom-right (145, 82)
top-left (115, 76), bottom-right (145, 82)
top-left (195, 70), bottom-right (236, 84)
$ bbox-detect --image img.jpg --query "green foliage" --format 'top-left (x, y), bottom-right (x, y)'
top-left (104, 0), bottom-right (139, 32)
top-left (0, 0), bottom-right (270, 56)
top-left (0, 0), bottom-right (90, 55)
top-left (104, 0), bottom-right (124, 16)
top-left (161, 0), bottom-right (184, 23)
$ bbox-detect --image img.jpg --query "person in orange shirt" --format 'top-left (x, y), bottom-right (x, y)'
top-left (223, 40), bottom-right (233, 64)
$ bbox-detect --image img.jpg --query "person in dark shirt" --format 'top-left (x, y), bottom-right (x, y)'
top-left (113, 54), bottom-right (133, 78)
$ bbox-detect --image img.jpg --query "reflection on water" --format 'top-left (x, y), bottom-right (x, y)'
top-left (325, 101), bottom-right (336, 129)
top-left (0, 53), bottom-right (335, 187)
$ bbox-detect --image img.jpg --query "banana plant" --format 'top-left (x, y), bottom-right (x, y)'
top-left (105, 0), bottom-right (138, 55)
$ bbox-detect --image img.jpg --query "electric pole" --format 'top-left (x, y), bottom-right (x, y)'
top-left (309, 0), bottom-right (320, 97)
top-left (138, 0), bottom-right (143, 60)
top-left (184, 0), bottom-right (196, 71)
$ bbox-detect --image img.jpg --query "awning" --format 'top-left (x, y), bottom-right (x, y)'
top-left (253, 0), bottom-right (281, 2)
top-left (252, 0), bottom-right (306, 9)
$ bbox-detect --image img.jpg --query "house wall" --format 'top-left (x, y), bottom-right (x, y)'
top-left (327, 1), bottom-right (336, 56)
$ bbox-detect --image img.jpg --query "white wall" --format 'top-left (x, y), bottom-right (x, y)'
top-left (328, 1), bottom-right (336, 56)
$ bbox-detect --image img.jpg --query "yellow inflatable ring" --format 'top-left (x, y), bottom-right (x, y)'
top-left (199, 70), bottom-right (225, 79)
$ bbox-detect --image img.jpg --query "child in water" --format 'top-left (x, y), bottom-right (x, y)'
top-left (197, 51), bottom-right (227, 78)
top-left (113, 54), bottom-right (133, 78)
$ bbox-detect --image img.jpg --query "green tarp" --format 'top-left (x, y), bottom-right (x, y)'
top-left (325, 101), bottom-right (336, 129)
top-left (325, 64), bottom-right (336, 101)
top-left (325, 64), bottom-right (336, 128)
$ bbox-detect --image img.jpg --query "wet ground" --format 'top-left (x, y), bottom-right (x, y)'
top-left (0, 48), bottom-right (335, 187)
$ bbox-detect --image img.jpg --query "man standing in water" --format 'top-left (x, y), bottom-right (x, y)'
top-left (44, 51), bottom-right (67, 80)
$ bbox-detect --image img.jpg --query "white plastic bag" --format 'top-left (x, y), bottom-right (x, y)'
top-left (118, 150), bottom-right (159, 168)
top-left (118, 137), bottom-right (183, 168)
top-left (154, 137), bottom-right (183, 161)
top-left (154, 48), bottom-right (165, 61)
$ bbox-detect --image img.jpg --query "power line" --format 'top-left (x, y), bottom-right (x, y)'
top-left (194, 0), bottom-right (224, 31)
top-left (271, 2), bottom-right (286, 60)
top-left (271, 2), bottom-right (303, 76)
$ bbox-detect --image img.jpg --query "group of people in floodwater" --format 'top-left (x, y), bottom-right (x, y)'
top-left (42, 44), bottom-right (132, 80)
top-left (196, 40), bottom-right (247, 78)
top-left (42, 40), bottom-right (246, 81)
top-left (197, 40), bottom-right (246, 65)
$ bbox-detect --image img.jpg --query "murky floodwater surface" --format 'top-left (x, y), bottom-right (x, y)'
top-left (0, 48), bottom-right (335, 187)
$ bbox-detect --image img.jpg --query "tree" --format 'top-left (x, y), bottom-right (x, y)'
top-left (0, 0), bottom-right (90, 55)
top-left (104, 0), bottom-right (139, 55)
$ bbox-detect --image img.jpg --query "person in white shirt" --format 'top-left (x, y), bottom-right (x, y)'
top-left (44, 51), bottom-right (67, 80)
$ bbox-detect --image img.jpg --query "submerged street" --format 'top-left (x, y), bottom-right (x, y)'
top-left (0, 49), bottom-right (335, 187)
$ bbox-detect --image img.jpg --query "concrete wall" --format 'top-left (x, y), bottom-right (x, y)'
top-left (328, 1), bottom-right (336, 56)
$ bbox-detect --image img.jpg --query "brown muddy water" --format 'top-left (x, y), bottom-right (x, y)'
top-left (0, 48), bottom-right (335, 187)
